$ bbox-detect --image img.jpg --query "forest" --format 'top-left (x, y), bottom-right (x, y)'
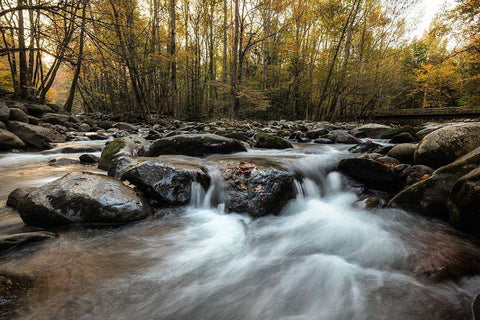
top-left (0, 0), bottom-right (479, 121)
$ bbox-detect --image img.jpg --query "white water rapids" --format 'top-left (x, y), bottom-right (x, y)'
top-left (0, 141), bottom-right (479, 319)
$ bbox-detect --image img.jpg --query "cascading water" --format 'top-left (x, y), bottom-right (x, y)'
top-left (1, 142), bottom-right (479, 320)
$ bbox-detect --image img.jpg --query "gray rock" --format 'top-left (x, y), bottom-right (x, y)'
top-left (98, 135), bottom-right (149, 171)
top-left (79, 154), bottom-right (100, 164)
top-left (17, 172), bottom-right (152, 227)
top-left (8, 108), bottom-right (28, 123)
top-left (254, 133), bottom-right (293, 149)
top-left (41, 113), bottom-right (71, 126)
top-left (351, 123), bottom-right (392, 138)
top-left (324, 130), bottom-right (362, 144)
top-left (388, 143), bottom-right (418, 164)
top-left (414, 122), bottom-right (480, 168)
top-left (0, 101), bottom-right (10, 122)
top-left (148, 134), bottom-right (247, 157)
top-left (7, 121), bottom-right (58, 149)
top-left (47, 158), bottom-right (80, 167)
top-left (7, 187), bottom-right (37, 209)
top-left (25, 103), bottom-right (54, 117)
top-left (0, 128), bottom-right (26, 151)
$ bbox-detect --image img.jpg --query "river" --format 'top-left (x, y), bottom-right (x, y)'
top-left (0, 140), bottom-right (479, 319)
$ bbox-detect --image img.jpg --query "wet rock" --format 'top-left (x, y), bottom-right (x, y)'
top-left (348, 140), bottom-right (382, 153)
top-left (148, 134), bottom-right (247, 157)
top-left (414, 122), bottom-right (480, 168)
top-left (324, 130), bottom-right (362, 144)
top-left (447, 167), bottom-right (480, 237)
top-left (353, 197), bottom-right (381, 209)
top-left (338, 157), bottom-right (396, 191)
top-left (377, 156), bottom-right (400, 166)
top-left (0, 231), bottom-right (55, 254)
top-left (79, 154), bottom-right (100, 164)
top-left (8, 108), bottom-right (29, 123)
top-left (387, 143), bottom-right (418, 164)
top-left (6, 187), bottom-right (37, 209)
top-left (216, 131), bottom-right (249, 142)
top-left (224, 169), bottom-right (295, 217)
top-left (0, 101), bottom-right (9, 122)
top-left (7, 121), bottom-right (59, 149)
top-left (254, 133), bottom-right (293, 149)
top-left (108, 156), bottom-right (140, 179)
top-left (79, 123), bottom-right (91, 132)
top-left (27, 115), bottom-right (40, 125)
top-left (0, 128), bottom-right (26, 151)
top-left (398, 165), bottom-right (434, 187)
top-left (86, 132), bottom-right (108, 140)
top-left (17, 172), bottom-right (152, 227)
top-left (314, 137), bottom-right (334, 144)
top-left (351, 123), bottom-right (392, 138)
top-left (97, 121), bottom-right (114, 129)
top-left (389, 132), bottom-right (417, 143)
top-left (121, 161), bottom-right (208, 206)
top-left (98, 135), bottom-right (149, 171)
top-left (48, 158), bottom-right (80, 166)
top-left (0, 120), bottom-right (5, 129)
top-left (389, 146), bottom-right (480, 218)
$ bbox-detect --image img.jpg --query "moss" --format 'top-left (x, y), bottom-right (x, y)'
top-left (446, 199), bottom-right (460, 226)
top-left (98, 137), bottom-right (127, 170)
top-left (17, 196), bottom-right (70, 227)
top-left (255, 133), bottom-right (292, 149)
top-left (381, 126), bottom-right (418, 139)
top-left (216, 131), bottom-right (249, 142)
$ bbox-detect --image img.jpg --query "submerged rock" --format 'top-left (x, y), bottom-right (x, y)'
top-left (147, 134), bottom-right (247, 157)
top-left (414, 122), bottom-right (480, 168)
top-left (254, 133), bottom-right (293, 149)
top-left (0, 231), bottom-right (55, 254)
top-left (16, 172), bottom-right (152, 227)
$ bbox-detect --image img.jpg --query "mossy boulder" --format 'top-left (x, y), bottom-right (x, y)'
top-left (414, 122), bottom-right (480, 169)
top-left (98, 135), bottom-right (148, 170)
top-left (389, 146), bottom-right (480, 218)
top-left (216, 131), bottom-right (250, 142)
top-left (389, 132), bottom-right (417, 143)
top-left (147, 134), bottom-right (247, 157)
top-left (16, 172), bottom-right (152, 227)
top-left (387, 143), bottom-right (418, 164)
top-left (254, 133), bottom-right (293, 149)
top-left (380, 125), bottom-right (418, 139)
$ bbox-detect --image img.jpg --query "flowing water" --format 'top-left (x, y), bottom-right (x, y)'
top-left (0, 140), bottom-right (479, 320)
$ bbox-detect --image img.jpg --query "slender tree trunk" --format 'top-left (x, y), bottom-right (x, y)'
top-left (17, 0), bottom-right (28, 98)
top-left (169, 0), bottom-right (177, 116)
top-left (229, 0), bottom-right (239, 119)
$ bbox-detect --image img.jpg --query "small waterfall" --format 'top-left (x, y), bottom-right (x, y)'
top-left (190, 167), bottom-right (226, 212)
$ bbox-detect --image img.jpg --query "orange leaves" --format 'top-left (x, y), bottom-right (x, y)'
top-left (416, 174), bottom-right (431, 182)
top-left (233, 161), bottom-right (257, 178)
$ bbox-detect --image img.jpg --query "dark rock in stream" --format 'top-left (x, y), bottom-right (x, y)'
top-left (0, 128), bottom-right (26, 151)
top-left (473, 293), bottom-right (480, 320)
top-left (48, 158), bottom-right (80, 167)
top-left (224, 169), bottom-right (295, 217)
top-left (0, 231), bottom-right (56, 254)
top-left (254, 133), bottom-right (293, 149)
top-left (338, 157), bottom-right (397, 191)
top-left (79, 154), bottom-right (100, 164)
top-left (16, 172), bottom-right (152, 227)
top-left (7, 187), bottom-right (37, 209)
top-left (121, 161), bottom-right (209, 206)
top-left (147, 134), bottom-right (247, 157)
top-left (348, 141), bottom-right (382, 153)
top-left (7, 121), bottom-right (63, 149)
top-left (98, 135), bottom-right (149, 171)
top-left (387, 143), bottom-right (418, 164)
top-left (0, 273), bottom-right (34, 319)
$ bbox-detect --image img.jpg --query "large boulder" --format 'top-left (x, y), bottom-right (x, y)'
top-left (348, 140), bottom-right (382, 153)
top-left (7, 121), bottom-right (60, 149)
top-left (389, 146), bottom-right (480, 218)
top-left (147, 134), bottom-right (247, 157)
top-left (254, 133), bottom-right (293, 149)
top-left (25, 103), bottom-right (54, 117)
top-left (0, 128), bottom-right (26, 151)
top-left (380, 125), bottom-right (418, 139)
top-left (0, 101), bottom-right (10, 122)
top-left (16, 172), bottom-right (152, 227)
top-left (41, 113), bottom-right (71, 126)
top-left (351, 123), bottom-right (392, 138)
top-left (121, 161), bottom-right (208, 206)
top-left (338, 157), bottom-right (397, 191)
top-left (8, 108), bottom-right (29, 123)
top-left (414, 122), bottom-right (480, 168)
top-left (447, 167), bottom-right (480, 236)
top-left (387, 143), bottom-right (418, 164)
top-left (224, 168), bottom-right (295, 217)
top-left (98, 135), bottom-right (148, 171)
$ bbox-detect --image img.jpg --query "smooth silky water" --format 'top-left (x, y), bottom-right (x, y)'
top-left (0, 141), bottom-right (479, 319)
